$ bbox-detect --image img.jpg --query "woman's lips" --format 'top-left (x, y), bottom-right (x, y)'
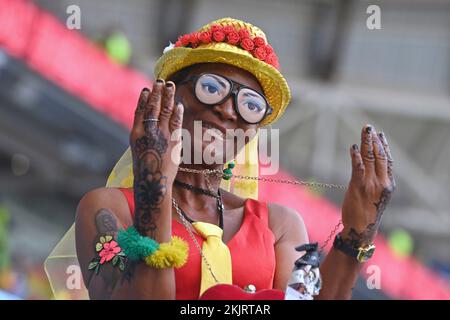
top-left (200, 120), bottom-right (227, 139)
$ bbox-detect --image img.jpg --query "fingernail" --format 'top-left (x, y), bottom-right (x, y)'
top-left (166, 81), bottom-right (174, 88)
top-left (352, 144), bottom-right (359, 150)
top-left (372, 131), bottom-right (378, 139)
top-left (156, 78), bottom-right (165, 84)
top-left (142, 87), bottom-right (150, 92)
top-left (365, 125), bottom-right (372, 134)
top-left (379, 132), bottom-right (386, 142)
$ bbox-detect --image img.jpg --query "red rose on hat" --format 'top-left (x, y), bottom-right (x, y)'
top-left (210, 24), bottom-right (222, 33)
top-left (240, 37), bottom-right (254, 51)
top-left (238, 28), bottom-right (251, 39)
top-left (226, 31), bottom-right (240, 45)
top-left (179, 34), bottom-right (191, 47)
top-left (199, 31), bottom-right (212, 44)
top-left (265, 53), bottom-right (279, 69)
top-left (264, 44), bottom-right (274, 54)
top-left (253, 36), bottom-right (266, 48)
top-left (189, 32), bottom-right (200, 47)
top-left (212, 30), bottom-right (226, 42)
top-left (222, 25), bottom-right (235, 35)
top-left (175, 40), bottom-right (182, 47)
top-left (253, 46), bottom-right (267, 60)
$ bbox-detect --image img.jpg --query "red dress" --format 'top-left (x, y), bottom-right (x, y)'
top-left (117, 187), bottom-right (276, 300)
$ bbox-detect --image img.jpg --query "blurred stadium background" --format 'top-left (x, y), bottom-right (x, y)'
top-left (0, 0), bottom-right (449, 299)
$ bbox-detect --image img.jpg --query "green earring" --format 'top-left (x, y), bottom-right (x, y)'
top-left (222, 161), bottom-right (235, 180)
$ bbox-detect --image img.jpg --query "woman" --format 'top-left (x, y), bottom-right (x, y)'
top-left (66, 18), bottom-right (395, 300)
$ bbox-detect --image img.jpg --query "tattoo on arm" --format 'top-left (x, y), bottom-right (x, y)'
top-left (96, 208), bottom-right (118, 235)
top-left (121, 260), bottom-right (138, 285)
top-left (88, 209), bottom-right (125, 292)
top-left (344, 187), bottom-right (392, 247)
top-left (344, 224), bottom-right (377, 248)
top-left (117, 126), bottom-right (169, 282)
top-left (132, 127), bottom-right (168, 238)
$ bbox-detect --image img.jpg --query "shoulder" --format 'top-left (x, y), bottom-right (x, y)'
top-left (76, 187), bottom-right (132, 227)
top-left (77, 187), bottom-right (125, 211)
top-left (267, 202), bottom-right (308, 244)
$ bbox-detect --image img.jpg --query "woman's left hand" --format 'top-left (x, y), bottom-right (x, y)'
top-left (341, 124), bottom-right (396, 247)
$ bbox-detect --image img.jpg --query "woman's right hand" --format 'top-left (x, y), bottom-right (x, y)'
top-left (130, 80), bottom-right (184, 237)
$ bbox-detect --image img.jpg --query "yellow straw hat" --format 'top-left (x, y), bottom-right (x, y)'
top-left (154, 17), bottom-right (291, 126)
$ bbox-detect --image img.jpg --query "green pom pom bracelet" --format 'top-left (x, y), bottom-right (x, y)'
top-left (117, 226), bottom-right (159, 261)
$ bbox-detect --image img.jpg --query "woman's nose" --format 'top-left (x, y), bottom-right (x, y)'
top-left (212, 97), bottom-right (238, 122)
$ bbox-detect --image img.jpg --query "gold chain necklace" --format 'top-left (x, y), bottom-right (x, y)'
top-left (178, 167), bottom-right (348, 191)
top-left (174, 166), bottom-right (346, 280)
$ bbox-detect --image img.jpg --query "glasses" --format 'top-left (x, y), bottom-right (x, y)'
top-left (178, 73), bottom-right (272, 124)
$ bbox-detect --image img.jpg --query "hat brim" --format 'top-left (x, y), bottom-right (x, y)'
top-left (154, 43), bottom-right (291, 125)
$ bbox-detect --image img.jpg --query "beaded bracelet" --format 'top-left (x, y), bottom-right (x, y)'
top-left (117, 226), bottom-right (188, 269)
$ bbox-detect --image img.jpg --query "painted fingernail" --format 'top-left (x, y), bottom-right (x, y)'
top-left (352, 144), bottom-right (359, 150)
top-left (365, 125), bottom-right (372, 134)
top-left (142, 87), bottom-right (150, 92)
top-left (166, 81), bottom-right (174, 88)
top-left (156, 78), bottom-right (165, 84)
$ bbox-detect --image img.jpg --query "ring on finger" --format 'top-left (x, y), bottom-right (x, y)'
top-left (143, 118), bottom-right (159, 123)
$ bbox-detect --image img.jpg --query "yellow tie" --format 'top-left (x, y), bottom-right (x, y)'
top-left (192, 221), bottom-right (233, 296)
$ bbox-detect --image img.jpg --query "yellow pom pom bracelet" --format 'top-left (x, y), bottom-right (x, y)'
top-left (144, 236), bottom-right (189, 269)
top-left (118, 226), bottom-right (189, 269)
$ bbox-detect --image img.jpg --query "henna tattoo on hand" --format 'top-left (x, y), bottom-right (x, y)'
top-left (375, 139), bottom-right (386, 158)
top-left (171, 103), bottom-right (183, 125)
top-left (344, 187), bottom-right (393, 247)
top-left (135, 127), bottom-right (168, 156)
top-left (373, 187), bottom-right (392, 223)
top-left (363, 126), bottom-right (375, 162)
top-left (135, 91), bottom-right (148, 114)
top-left (132, 126), bottom-right (168, 238)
